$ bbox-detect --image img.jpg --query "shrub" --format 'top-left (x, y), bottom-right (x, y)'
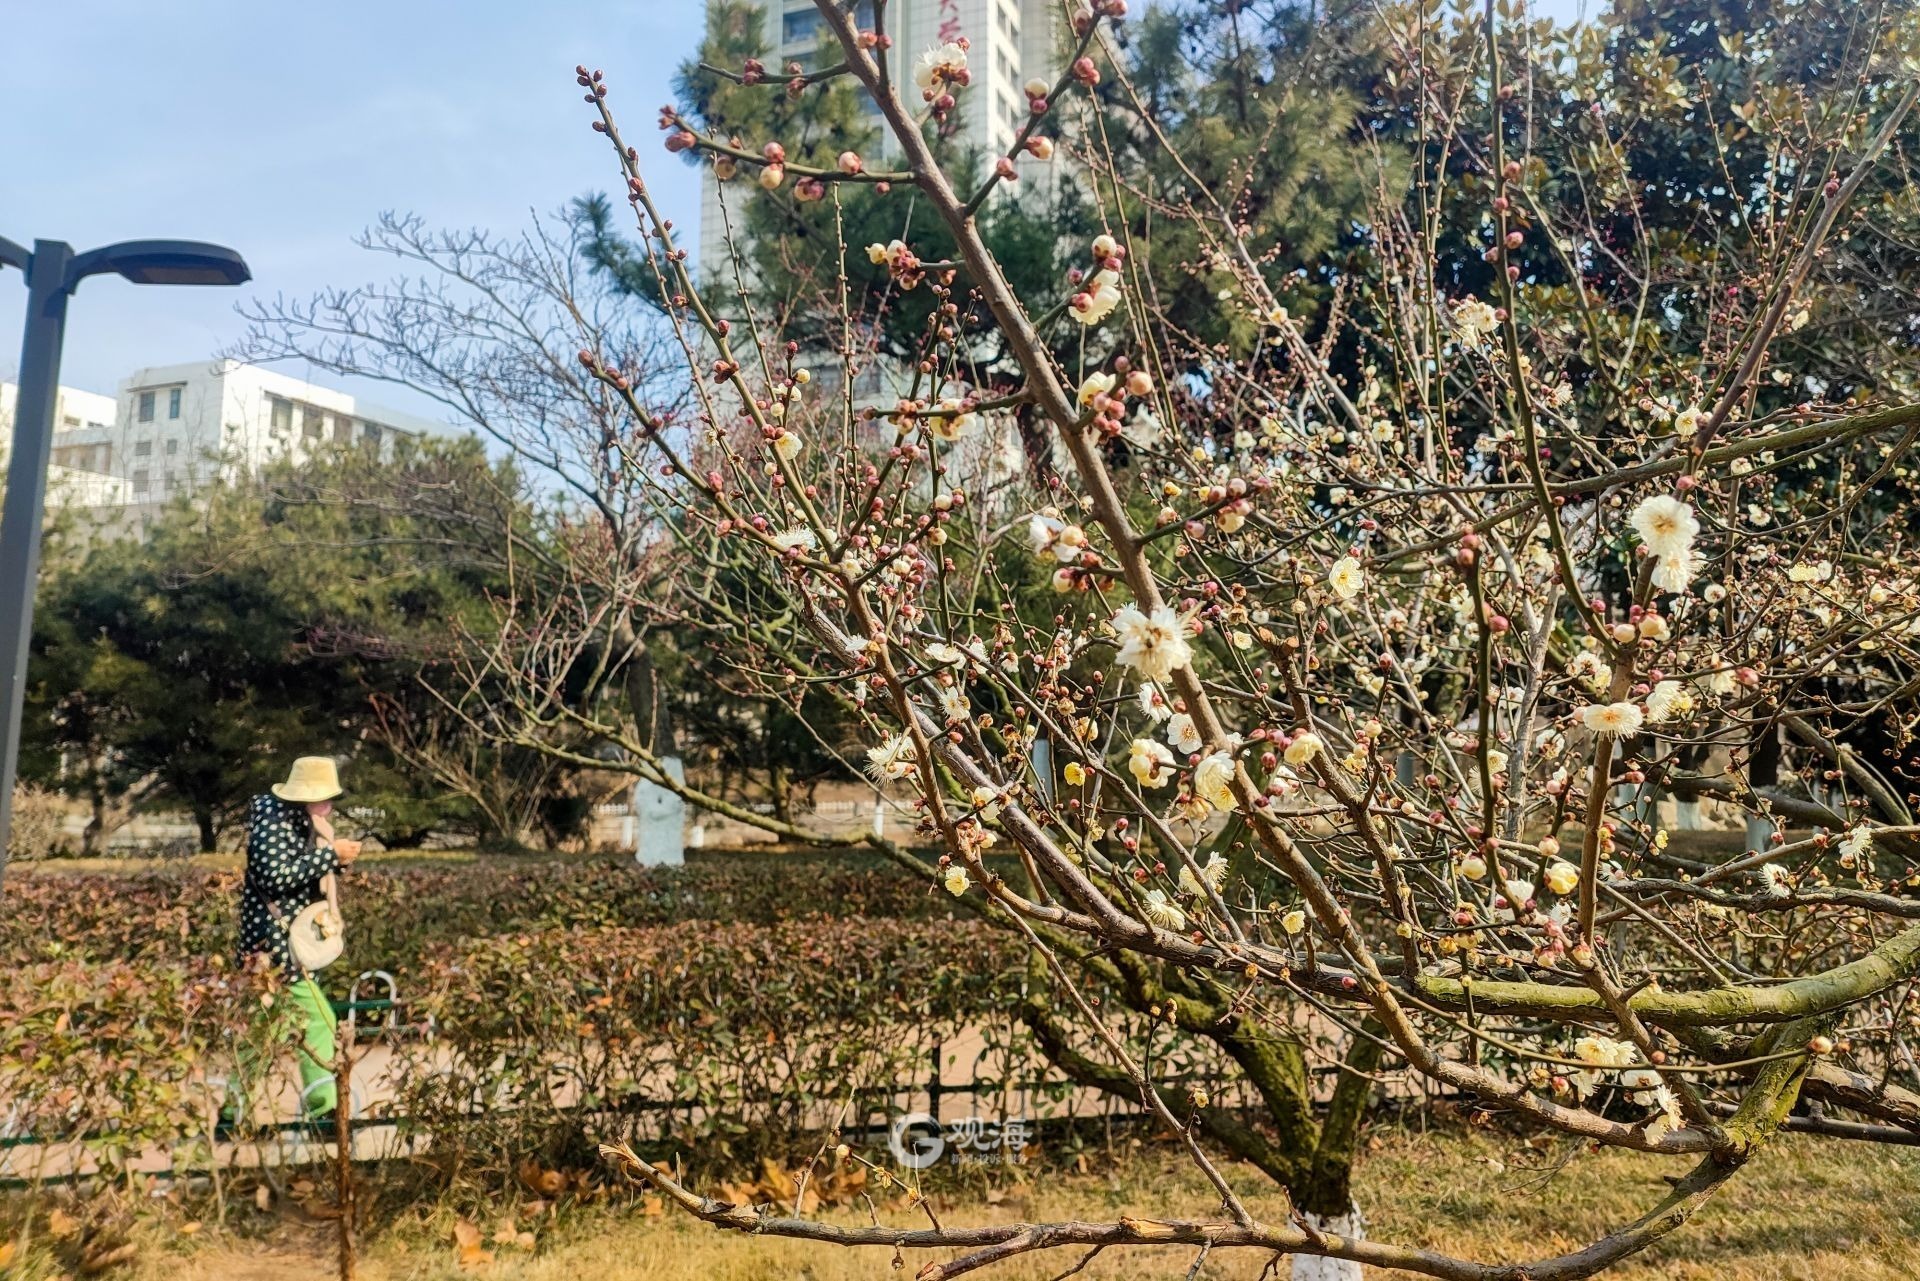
top-left (388, 916), bottom-right (1019, 1187)
top-left (5, 785), bottom-right (70, 863)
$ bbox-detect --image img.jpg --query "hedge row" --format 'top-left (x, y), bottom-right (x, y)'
top-left (0, 912), bottom-right (1024, 1183)
top-left (389, 917), bottom-right (1023, 1183)
top-left (1, 853), bottom-right (956, 980)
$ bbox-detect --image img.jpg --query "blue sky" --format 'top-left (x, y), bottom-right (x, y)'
top-left (1, 0), bottom-right (1590, 419)
top-left (0, 0), bottom-right (706, 413)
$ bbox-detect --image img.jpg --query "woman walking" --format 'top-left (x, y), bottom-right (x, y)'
top-left (237, 756), bottom-right (359, 1119)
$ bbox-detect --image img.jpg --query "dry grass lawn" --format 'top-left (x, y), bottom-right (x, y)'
top-left (8, 1124), bottom-right (1909, 1281)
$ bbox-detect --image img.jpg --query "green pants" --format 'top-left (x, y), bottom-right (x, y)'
top-left (286, 977), bottom-right (340, 1118)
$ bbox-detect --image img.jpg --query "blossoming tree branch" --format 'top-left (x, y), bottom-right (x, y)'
top-left (247, 0), bottom-right (1920, 1276)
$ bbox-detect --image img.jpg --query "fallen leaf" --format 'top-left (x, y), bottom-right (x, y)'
top-left (453, 1219), bottom-right (493, 1271)
top-left (254, 1185), bottom-right (272, 1213)
top-left (640, 1195), bottom-right (663, 1218)
top-left (291, 1178), bottom-right (316, 1196)
top-left (491, 1218), bottom-right (517, 1246)
top-left (178, 1222), bottom-right (202, 1237)
top-left (47, 1208), bottom-right (81, 1239)
top-left (79, 1241), bottom-right (137, 1274)
top-left (0, 1240), bottom-right (17, 1268)
top-left (514, 1232), bottom-right (536, 1251)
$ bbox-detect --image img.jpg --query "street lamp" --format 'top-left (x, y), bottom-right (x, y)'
top-left (0, 236), bottom-right (250, 889)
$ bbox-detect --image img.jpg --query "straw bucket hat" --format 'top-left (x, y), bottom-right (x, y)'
top-left (272, 756), bottom-right (344, 804)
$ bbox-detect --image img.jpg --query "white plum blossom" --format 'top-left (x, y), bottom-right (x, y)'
top-left (1579, 702), bottom-right (1645, 738)
top-left (1574, 1035), bottom-right (1637, 1069)
top-left (1567, 649), bottom-right (1609, 692)
top-left (1543, 860), bottom-right (1580, 896)
top-left (1280, 907), bottom-right (1307, 934)
top-left (1650, 549), bottom-right (1694, 593)
top-left (1141, 888), bottom-right (1187, 931)
top-left (943, 864), bottom-right (972, 896)
top-left (1072, 268), bottom-right (1123, 326)
top-left (1283, 731), bottom-right (1324, 767)
top-left (1128, 738), bottom-right (1176, 788)
top-left (928, 397), bottom-right (978, 441)
top-left (1701, 665), bottom-right (1738, 696)
top-left (937, 685), bottom-right (971, 722)
top-left (1644, 680), bottom-right (1694, 724)
top-left (1077, 371), bottom-right (1117, 406)
top-left (913, 42), bottom-right (968, 91)
top-left (1630, 495), bottom-right (1699, 561)
top-left (1111, 604), bottom-right (1193, 682)
top-left (1166, 712), bottom-right (1203, 754)
top-left (1193, 750), bottom-right (1237, 811)
top-left (1136, 683), bottom-right (1172, 723)
top-left (1026, 514), bottom-right (1061, 551)
top-left (770, 527), bottom-right (817, 552)
top-left (1179, 854), bottom-right (1230, 897)
top-left (771, 429), bottom-right (804, 462)
top-left (1327, 556), bottom-right (1365, 602)
top-left (1839, 826), bottom-right (1874, 863)
top-left (1788, 560), bottom-right (1833, 584)
top-left (1450, 297), bottom-right (1500, 344)
top-left (1630, 495), bottom-right (1699, 594)
top-left (1759, 863), bottom-right (1791, 897)
top-left (866, 734), bottom-right (917, 781)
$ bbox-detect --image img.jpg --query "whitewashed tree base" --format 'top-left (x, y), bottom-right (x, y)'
top-left (1293, 1206), bottom-right (1365, 1281)
top-left (632, 757), bottom-right (687, 867)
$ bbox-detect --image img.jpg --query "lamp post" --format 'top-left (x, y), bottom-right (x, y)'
top-left (0, 236), bottom-right (250, 889)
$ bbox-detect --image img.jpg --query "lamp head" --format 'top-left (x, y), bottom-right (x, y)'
top-left (75, 240), bottom-right (250, 287)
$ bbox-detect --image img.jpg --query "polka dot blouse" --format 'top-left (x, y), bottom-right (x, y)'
top-left (236, 793), bottom-right (339, 979)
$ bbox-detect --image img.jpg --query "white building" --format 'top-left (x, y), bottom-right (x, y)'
top-left (0, 382), bottom-right (132, 510)
top-left (3, 362), bottom-right (443, 535)
top-left (62, 360), bottom-right (441, 508)
top-left (698, 0), bottom-right (1063, 278)
top-left (0, 381), bottom-right (117, 466)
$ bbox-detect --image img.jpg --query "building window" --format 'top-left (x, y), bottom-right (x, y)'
top-left (165, 439), bottom-right (179, 456)
top-left (168, 387), bottom-right (182, 419)
top-left (60, 414), bottom-right (80, 428)
top-left (334, 415), bottom-right (354, 444)
top-left (269, 396), bottom-right (293, 434)
top-left (361, 422), bottom-right (383, 448)
top-left (134, 440), bottom-right (153, 457)
top-left (164, 472), bottom-right (179, 494)
top-left (137, 391), bottom-right (155, 423)
top-left (302, 407), bottom-right (324, 440)
top-left (132, 470), bottom-right (150, 495)
top-left (782, 7), bottom-right (821, 43)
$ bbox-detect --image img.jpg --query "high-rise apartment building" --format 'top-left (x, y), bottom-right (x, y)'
top-left (698, 0), bottom-right (1064, 278)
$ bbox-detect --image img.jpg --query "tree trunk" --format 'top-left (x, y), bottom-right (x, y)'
top-left (83, 790), bottom-right (105, 856)
top-left (1292, 1207), bottom-right (1366, 1281)
top-left (195, 806), bottom-right (218, 853)
top-left (769, 760), bottom-right (792, 825)
top-left (1291, 1018), bottom-right (1383, 1279)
